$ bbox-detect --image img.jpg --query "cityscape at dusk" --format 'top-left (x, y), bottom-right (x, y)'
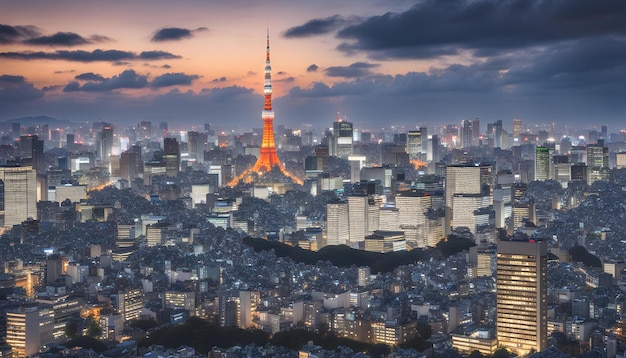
top-left (2, 0), bottom-right (626, 128)
top-left (1, 1), bottom-right (626, 358)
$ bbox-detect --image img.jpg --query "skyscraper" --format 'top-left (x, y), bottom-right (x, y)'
top-left (19, 135), bottom-right (44, 175)
top-left (512, 118), bottom-right (523, 139)
top-left (332, 117), bottom-right (354, 159)
top-left (496, 239), bottom-right (547, 356)
top-left (461, 119), bottom-right (474, 148)
top-left (407, 130), bottom-right (423, 161)
top-left (326, 201), bottom-right (349, 246)
top-left (0, 165), bottom-right (37, 227)
top-left (535, 146), bottom-right (552, 181)
top-left (163, 137), bottom-right (180, 177)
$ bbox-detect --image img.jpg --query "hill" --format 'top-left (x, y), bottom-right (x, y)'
top-left (6, 115), bottom-right (73, 128)
top-left (243, 236), bottom-right (474, 273)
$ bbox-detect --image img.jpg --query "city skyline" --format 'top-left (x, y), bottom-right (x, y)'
top-left (1, 0), bottom-right (625, 129)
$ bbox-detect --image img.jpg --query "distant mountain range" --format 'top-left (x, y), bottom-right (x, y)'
top-left (3, 116), bottom-right (75, 128)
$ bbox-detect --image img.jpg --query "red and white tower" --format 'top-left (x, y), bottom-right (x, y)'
top-left (229, 30), bottom-right (302, 186)
top-left (251, 30), bottom-right (282, 172)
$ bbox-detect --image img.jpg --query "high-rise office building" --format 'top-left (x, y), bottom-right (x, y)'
top-left (512, 119), bottom-right (523, 138)
top-left (452, 194), bottom-right (490, 234)
top-left (396, 190), bottom-right (432, 246)
top-left (19, 135), bottom-right (44, 175)
top-left (407, 130), bottom-right (423, 161)
top-left (347, 195), bottom-right (368, 243)
top-left (326, 201), bottom-right (349, 246)
top-left (112, 288), bottom-right (144, 322)
top-left (534, 146), bottom-right (552, 181)
top-left (6, 306), bottom-right (55, 358)
top-left (139, 121), bottom-right (152, 138)
top-left (163, 137), bottom-right (180, 177)
top-left (0, 165), bottom-right (37, 227)
top-left (66, 133), bottom-right (76, 153)
top-left (496, 239), bottom-right (547, 356)
top-left (331, 119), bottom-right (354, 159)
top-left (97, 123), bottom-right (113, 164)
top-left (471, 118), bottom-right (480, 145)
top-left (586, 144), bottom-right (608, 169)
top-left (187, 131), bottom-right (207, 161)
top-left (120, 146), bottom-right (143, 186)
top-left (431, 135), bottom-right (440, 162)
top-left (445, 164), bottom-right (490, 209)
top-left (461, 119), bottom-right (474, 148)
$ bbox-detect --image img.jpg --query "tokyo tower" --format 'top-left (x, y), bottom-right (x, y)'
top-left (229, 31), bottom-right (302, 186)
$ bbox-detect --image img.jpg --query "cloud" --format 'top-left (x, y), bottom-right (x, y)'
top-left (283, 15), bottom-right (344, 38)
top-left (162, 64), bottom-right (171, 69)
top-left (0, 74), bottom-right (43, 102)
top-left (211, 76), bottom-right (227, 82)
top-left (139, 50), bottom-right (181, 60)
top-left (150, 72), bottom-right (200, 88)
top-left (63, 69), bottom-right (148, 92)
top-left (75, 72), bottom-right (106, 82)
top-left (0, 49), bottom-right (181, 62)
top-left (0, 24), bottom-right (40, 44)
top-left (24, 32), bottom-right (111, 46)
top-left (325, 62), bottom-right (379, 78)
top-left (335, 0), bottom-right (626, 59)
top-left (151, 27), bottom-right (208, 42)
top-left (306, 64), bottom-right (319, 72)
top-left (64, 70), bottom-right (201, 92)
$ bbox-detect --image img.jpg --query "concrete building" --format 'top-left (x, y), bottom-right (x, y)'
top-left (326, 201), bottom-right (349, 246)
top-left (347, 195), bottom-right (368, 243)
top-left (0, 165), bottom-right (37, 227)
top-left (5, 305), bottom-right (55, 358)
top-left (496, 239), bottom-right (547, 356)
top-left (364, 230), bottom-right (406, 253)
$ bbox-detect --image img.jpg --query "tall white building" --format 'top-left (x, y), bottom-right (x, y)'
top-left (326, 202), bottom-right (349, 246)
top-left (452, 194), bottom-right (490, 234)
top-left (497, 239), bottom-right (547, 356)
top-left (395, 190), bottom-right (432, 247)
top-left (445, 165), bottom-right (488, 209)
top-left (407, 130), bottom-right (423, 161)
top-left (0, 165), bottom-right (37, 227)
top-left (348, 195), bottom-right (368, 242)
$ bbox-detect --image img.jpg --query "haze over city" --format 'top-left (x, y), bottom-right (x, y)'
top-left (2, 0), bottom-right (626, 129)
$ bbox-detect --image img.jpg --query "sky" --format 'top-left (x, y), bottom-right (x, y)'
top-left (1, 0), bottom-right (625, 131)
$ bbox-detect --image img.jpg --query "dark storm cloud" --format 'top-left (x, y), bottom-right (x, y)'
top-left (24, 32), bottom-right (110, 46)
top-left (75, 72), bottom-right (106, 82)
top-left (335, 0), bottom-right (626, 59)
top-left (150, 73), bottom-right (200, 88)
top-left (0, 49), bottom-right (181, 62)
top-left (151, 27), bottom-right (208, 42)
top-left (291, 37), bottom-right (626, 100)
top-left (503, 36), bottom-right (626, 93)
top-left (307, 64), bottom-right (319, 72)
top-left (0, 74), bottom-right (43, 102)
top-left (0, 24), bottom-right (40, 44)
top-left (283, 15), bottom-right (345, 38)
top-left (325, 62), bottom-right (379, 78)
top-left (63, 69), bottom-right (148, 92)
